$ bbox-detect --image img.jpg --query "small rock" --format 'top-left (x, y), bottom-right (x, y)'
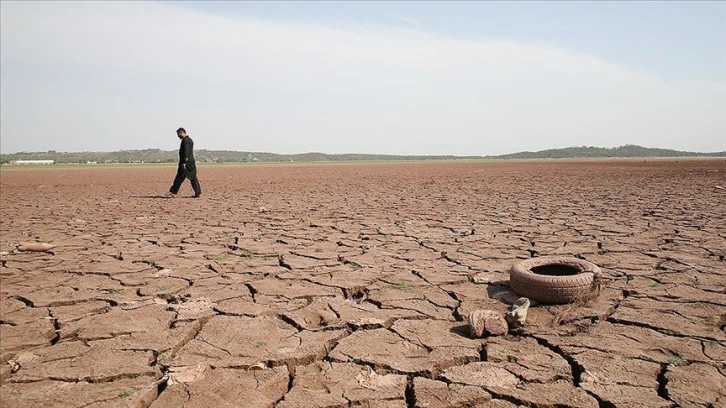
top-left (354, 317), bottom-right (386, 327)
top-left (154, 269), bottom-right (172, 278)
top-left (169, 297), bottom-right (215, 317)
top-left (7, 360), bottom-right (20, 374)
top-left (7, 351), bottom-right (38, 373)
top-left (472, 272), bottom-right (501, 284)
top-left (17, 242), bottom-right (56, 252)
top-left (468, 309), bottom-right (508, 338)
top-left (167, 363), bottom-right (207, 385)
top-left (355, 366), bottom-right (402, 389)
top-left (484, 314), bottom-right (508, 336)
top-left (580, 370), bottom-right (599, 384)
top-left (469, 310), bottom-right (486, 338)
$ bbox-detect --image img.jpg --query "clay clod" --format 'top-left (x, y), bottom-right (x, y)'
top-left (17, 242), bottom-right (56, 252)
top-left (468, 309), bottom-right (508, 338)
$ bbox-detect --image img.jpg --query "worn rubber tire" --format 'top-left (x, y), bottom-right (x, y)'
top-left (509, 256), bottom-right (602, 304)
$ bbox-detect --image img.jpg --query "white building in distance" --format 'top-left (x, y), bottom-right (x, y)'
top-left (13, 160), bottom-right (55, 165)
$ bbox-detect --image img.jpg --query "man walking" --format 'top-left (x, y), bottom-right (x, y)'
top-left (169, 127), bottom-right (202, 197)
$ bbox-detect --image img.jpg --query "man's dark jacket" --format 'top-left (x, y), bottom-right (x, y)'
top-left (179, 136), bottom-right (197, 180)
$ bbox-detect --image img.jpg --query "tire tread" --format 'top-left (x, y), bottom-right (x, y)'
top-left (509, 257), bottom-right (601, 304)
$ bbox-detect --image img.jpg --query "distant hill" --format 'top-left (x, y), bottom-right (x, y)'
top-left (1, 145), bottom-right (723, 164)
top-left (487, 145), bottom-right (725, 159)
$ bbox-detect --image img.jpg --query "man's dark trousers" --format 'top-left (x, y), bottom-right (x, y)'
top-left (170, 162), bottom-right (201, 196)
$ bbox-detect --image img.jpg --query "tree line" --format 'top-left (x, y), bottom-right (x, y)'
top-left (1, 145), bottom-right (723, 164)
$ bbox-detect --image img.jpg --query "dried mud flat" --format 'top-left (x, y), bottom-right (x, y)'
top-left (1, 160), bottom-right (724, 408)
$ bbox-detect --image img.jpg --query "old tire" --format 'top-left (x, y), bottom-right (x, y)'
top-left (509, 256), bottom-right (602, 304)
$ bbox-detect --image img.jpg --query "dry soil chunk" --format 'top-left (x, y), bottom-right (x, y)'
top-left (214, 295), bottom-right (280, 317)
top-left (537, 323), bottom-right (710, 365)
top-left (578, 384), bottom-right (672, 408)
top-left (412, 377), bottom-right (492, 408)
top-left (60, 304), bottom-right (175, 341)
top-left (443, 363), bottom-right (598, 408)
top-left (576, 349), bottom-right (662, 388)
top-left (329, 327), bottom-right (477, 375)
top-left (0, 377), bottom-right (159, 408)
top-left (610, 298), bottom-right (725, 340)
top-left (278, 362), bottom-right (407, 408)
top-left (50, 300), bottom-right (112, 324)
top-left (10, 340), bottom-right (160, 383)
top-left (392, 319), bottom-right (481, 350)
top-left (280, 297), bottom-right (341, 331)
top-left (442, 362), bottom-right (519, 389)
top-left (328, 297), bottom-right (425, 328)
top-left (666, 362), bottom-right (726, 407)
top-left (150, 366), bottom-right (289, 408)
top-left (249, 278), bottom-right (341, 298)
top-left (329, 328), bottom-right (431, 374)
top-left (137, 277), bottom-right (190, 298)
top-left (0, 318), bottom-right (56, 352)
top-left (173, 315), bottom-right (347, 367)
top-left (486, 337), bottom-right (571, 383)
top-left (489, 381), bottom-right (599, 408)
top-left (0, 298), bottom-right (48, 324)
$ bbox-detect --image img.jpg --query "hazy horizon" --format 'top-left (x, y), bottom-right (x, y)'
top-left (3, 144), bottom-right (725, 158)
top-left (1, 1), bottom-right (725, 155)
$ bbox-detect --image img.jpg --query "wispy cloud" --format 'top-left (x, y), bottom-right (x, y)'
top-left (1, 1), bottom-right (724, 154)
top-left (400, 16), bottom-right (422, 26)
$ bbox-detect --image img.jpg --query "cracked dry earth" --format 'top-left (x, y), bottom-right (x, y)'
top-left (0, 160), bottom-right (724, 408)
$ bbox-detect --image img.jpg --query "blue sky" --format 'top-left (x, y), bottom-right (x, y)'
top-left (1, 1), bottom-right (724, 155)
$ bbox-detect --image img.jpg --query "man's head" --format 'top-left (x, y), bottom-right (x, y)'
top-left (176, 127), bottom-right (187, 139)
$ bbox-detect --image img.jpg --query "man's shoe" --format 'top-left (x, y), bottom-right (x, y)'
top-left (193, 194), bottom-right (202, 198)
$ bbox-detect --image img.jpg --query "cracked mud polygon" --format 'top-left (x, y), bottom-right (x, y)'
top-left (1, 160), bottom-right (724, 407)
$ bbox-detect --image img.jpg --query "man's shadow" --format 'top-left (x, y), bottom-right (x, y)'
top-left (133, 195), bottom-right (172, 199)
top-left (133, 195), bottom-right (198, 199)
